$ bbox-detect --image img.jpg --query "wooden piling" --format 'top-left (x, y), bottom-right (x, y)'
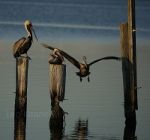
top-left (16, 57), bottom-right (29, 110)
top-left (120, 23), bottom-right (132, 111)
top-left (14, 100), bottom-right (27, 140)
top-left (128, 0), bottom-right (138, 110)
top-left (14, 57), bottom-right (29, 140)
top-left (120, 23), bottom-right (136, 125)
top-left (49, 64), bottom-right (66, 105)
top-left (120, 0), bottom-right (137, 126)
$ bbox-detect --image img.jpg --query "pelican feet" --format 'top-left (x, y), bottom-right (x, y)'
top-left (19, 53), bottom-right (31, 60)
top-left (19, 55), bottom-right (31, 60)
top-left (80, 77), bottom-right (82, 82)
top-left (87, 76), bottom-right (90, 82)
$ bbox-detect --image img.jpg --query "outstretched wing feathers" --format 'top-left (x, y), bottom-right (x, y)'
top-left (41, 44), bottom-right (120, 69)
top-left (41, 43), bottom-right (80, 69)
top-left (88, 56), bottom-right (121, 66)
top-left (59, 49), bottom-right (80, 69)
top-left (41, 43), bottom-right (55, 51)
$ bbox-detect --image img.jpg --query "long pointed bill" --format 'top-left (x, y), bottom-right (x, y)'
top-left (32, 28), bottom-right (38, 41)
top-left (83, 56), bottom-right (87, 64)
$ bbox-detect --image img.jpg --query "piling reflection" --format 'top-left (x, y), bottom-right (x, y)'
top-left (123, 119), bottom-right (137, 140)
top-left (14, 97), bottom-right (27, 140)
top-left (70, 118), bottom-right (88, 140)
top-left (49, 103), bottom-right (65, 140)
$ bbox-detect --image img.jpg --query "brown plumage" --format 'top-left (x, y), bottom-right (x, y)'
top-left (41, 43), bottom-right (121, 82)
top-left (12, 20), bottom-right (38, 58)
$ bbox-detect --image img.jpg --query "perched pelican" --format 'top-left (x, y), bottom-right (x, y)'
top-left (41, 43), bottom-right (64, 64)
top-left (49, 53), bottom-right (64, 64)
top-left (48, 47), bottom-right (64, 64)
top-left (42, 43), bottom-right (121, 82)
top-left (12, 20), bottom-right (38, 58)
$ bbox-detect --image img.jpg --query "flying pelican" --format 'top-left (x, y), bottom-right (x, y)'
top-left (42, 43), bottom-right (121, 82)
top-left (12, 20), bottom-right (38, 59)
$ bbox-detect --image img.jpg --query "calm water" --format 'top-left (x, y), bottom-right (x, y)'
top-left (0, 0), bottom-right (150, 139)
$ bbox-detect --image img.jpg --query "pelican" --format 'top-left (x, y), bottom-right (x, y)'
top-left (42, 43), bottom-right (121, 82)
top-left (48, 47), bottom-right (64, 64)
top-left (49, 53), bottom-right (64, 64)
top-left (41, 43), bottom-right (65, 64)
top-left (12, 20), bottom-right (38, 58)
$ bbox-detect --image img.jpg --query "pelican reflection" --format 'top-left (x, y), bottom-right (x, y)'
top-left (70, 118), bottom-right (88, 140)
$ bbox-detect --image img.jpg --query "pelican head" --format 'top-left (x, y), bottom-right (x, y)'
top-left (24, 20), bottom-right (32, 34)
top-left (53, 48), bottom-right (64, 62)
top-left (24, 20), bottom-right (38, 41)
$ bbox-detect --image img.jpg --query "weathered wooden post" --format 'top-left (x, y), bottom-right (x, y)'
top-left (128, 0), bottom-right (137, 110)
top-left (41, 43), bottom-right (66, 106)
top-left (120, 0), bottom-right (137, 126)
top-left (49, 64), bottom-right (66, 106)
top-left (15, 57), bottom-right (29, 110)
top-left (14, 57), bottom-right (29, 140)
top-left (14, 101), bottom-right (27, 140)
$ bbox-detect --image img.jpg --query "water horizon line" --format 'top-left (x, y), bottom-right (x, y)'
top-left (0, 21), bottom-right (149, 33)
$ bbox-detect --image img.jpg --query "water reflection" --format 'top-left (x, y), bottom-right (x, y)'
top-left (70, 118), bottom-right (88, 140)
top-left (49, 103), bottom-right (65, 140)
top-left (123, 119), bottom-right (137, 140)
top-left (14, 96), bottom-right (27, 140)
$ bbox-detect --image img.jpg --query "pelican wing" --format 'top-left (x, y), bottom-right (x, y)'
top-left (55, 50), bottom-right (64, 62)
top-left (88, 56), bottom-right (121, 66)
top-left (59, 50), bottom-right (80, 69)
top-left (41, 43), bottom-right (55, 51)
top-left (41, 43), bottom-right (80, 69)
top-left (12, 37), bottom-right (26, 57)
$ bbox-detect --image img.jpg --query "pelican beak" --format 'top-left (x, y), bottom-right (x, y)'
top-left (32, 27), bottom-right (38, 41)
top-left (83, 56), bottom-right (87, 64)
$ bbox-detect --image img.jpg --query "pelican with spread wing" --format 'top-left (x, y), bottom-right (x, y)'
top-left (42, 43), bottom-right (121, 82)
